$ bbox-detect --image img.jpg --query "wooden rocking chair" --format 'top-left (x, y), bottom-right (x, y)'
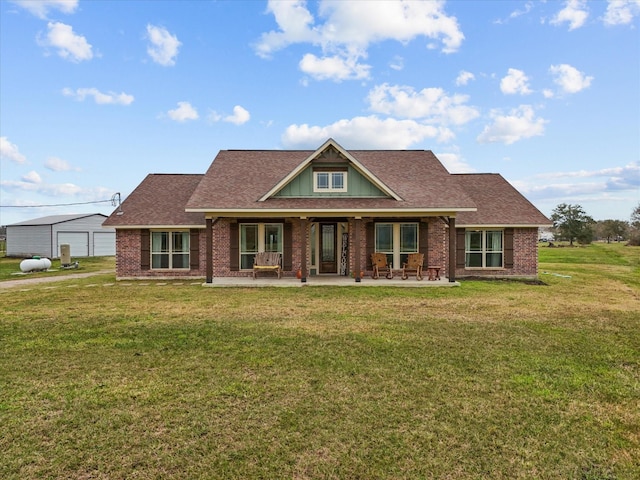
top-left (252, 252), bottom-right (282, 279)
top-left (402, 253), bottom-right (424, 280)
top-left (371, 252), bottom-right (393, 279)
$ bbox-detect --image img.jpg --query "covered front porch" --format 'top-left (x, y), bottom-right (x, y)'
top-left (204, 216), bottom-right (458, 284)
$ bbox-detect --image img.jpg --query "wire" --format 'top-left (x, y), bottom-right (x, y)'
top-left (0, 199), bottom-right (113, 208)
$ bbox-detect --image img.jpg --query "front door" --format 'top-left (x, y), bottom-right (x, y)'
top-left (319, 223), bottom-right (337, 274)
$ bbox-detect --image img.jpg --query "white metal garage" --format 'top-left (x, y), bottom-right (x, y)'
top-left (6, 213), bottom-right (115, 258)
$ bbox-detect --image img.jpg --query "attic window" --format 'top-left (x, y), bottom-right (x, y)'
top-left (313, 169), bottom-right (347, 193)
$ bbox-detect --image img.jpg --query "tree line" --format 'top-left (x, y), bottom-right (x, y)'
top-left (549, 202), bottom-right (640, 246)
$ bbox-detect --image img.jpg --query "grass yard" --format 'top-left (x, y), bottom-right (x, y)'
top-left (0, 255), bottom-right (115, 282)
top-left (1, 244), bottom-right (638, 479)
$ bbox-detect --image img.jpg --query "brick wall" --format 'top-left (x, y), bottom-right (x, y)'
top-left (115, 229), bottom-right (206, 279)
top-left (454, 227), bottom-right (539, 279)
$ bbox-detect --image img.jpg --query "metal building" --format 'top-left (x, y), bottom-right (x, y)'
top-left (5, 214), bottom-right (115, 258)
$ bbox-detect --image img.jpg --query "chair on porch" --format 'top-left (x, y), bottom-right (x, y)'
top-left (371, 252), bottom-right (393, 279)
top-left (252, 252), bottom-right (282, 279)
top-left (402, 253), bottom-right (424, 280)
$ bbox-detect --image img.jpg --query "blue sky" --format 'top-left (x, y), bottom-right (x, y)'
top-left (1, 0), bottom-right (639, 226)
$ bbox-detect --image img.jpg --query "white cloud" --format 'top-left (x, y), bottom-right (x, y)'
top-left (38, 21), bottom-right (93, 62)
top-left (500, 68), bottom-right (533, 95)
top-left (367, 83), bottom-right (479, 125)
top-left (256, 0), bottom-right (464, 81)
top-left (282, 115), bottom-right (453, 149)
top-left (536, 162), bottom-right (640, 187)
top-left (550, 0), bottom-right (589, 30)
top-left (389, 55), bottom-right (404, 71)
top-left (1, 179), bottom-right (112, 200)
top-left (603, 0), bottom-right (640, 26)
top-left (0, 137), bottom-right (27, 164)
top-left (300, 53), bottom-right (371, 81)
top-left (22, 170), bottom-right (42, 184)
top-left (62, 87), bottom-right (134, 105)
top-left (45, 157), bottom-right (78, 172)
top-left (455, 70), bottom-right (475, 86)
top-left (146, 25), bottom-right (181, 66)
top-left (477, 105), bottom-right (547, 145)
top-left (166, 102), bottom-right (199, 122)
top-left (224, 106), bottom-right (251, 125)
top-left (435, 152), bottom-right (475, 173)
top-left (11, 0), bottom-right (78, 19)
top-left (513, 162), bottom-right (640, 214)
top-left (549, 64), bottom-right (593, 94)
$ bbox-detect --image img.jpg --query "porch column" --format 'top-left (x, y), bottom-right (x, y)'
top-left (206, 217), bottom-right (213, 283)
top-left (300, 218), bottom-right (307, 283)
top-left (354, 218), bottom-right (361, 282)
top-left (448, 216), bottom-right (456, 283)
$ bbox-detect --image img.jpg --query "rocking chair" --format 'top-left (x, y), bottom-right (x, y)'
top-left (402, 253), bottom-right (424, 280)
top-left (371, 252), bottom-right (393, 279)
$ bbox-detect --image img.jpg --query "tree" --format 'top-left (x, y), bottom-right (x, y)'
top-left (596, 219), bottom-right (628, 243)
top-left (629, 203), bottom-right (640, 246)
top-left (550, 203), bottom-right (595, 246)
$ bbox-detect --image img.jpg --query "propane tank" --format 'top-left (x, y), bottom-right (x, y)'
top-left (20, 257), bottom-right (52, 272)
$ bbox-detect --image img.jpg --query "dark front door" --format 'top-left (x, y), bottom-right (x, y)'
top-left (319, 223), bottom-right (337, 274)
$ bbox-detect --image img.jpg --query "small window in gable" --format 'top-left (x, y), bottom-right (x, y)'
top-left (313, 170), bottom-right (347, 193)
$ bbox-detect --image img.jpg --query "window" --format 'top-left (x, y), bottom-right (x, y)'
top-left (375, 223), bottom-right (418, 269)
top-left (240, 223), bottom-right (283, 269)
top-left (313, 170), bottom-right (347, 192)
top-left (151, 231), bottom-right (189, 269)
top-left (465, 230), bottom-right (503, 268)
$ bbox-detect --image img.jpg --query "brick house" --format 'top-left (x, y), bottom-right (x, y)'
top-left (103, 139), bottom-right (551, 283)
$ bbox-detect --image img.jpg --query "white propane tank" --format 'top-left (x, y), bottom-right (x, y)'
top-left (20, 257), bottom-right (52, 273)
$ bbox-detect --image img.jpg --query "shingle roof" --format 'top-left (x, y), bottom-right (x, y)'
top-left (103, 174), bottom-right (205, 227)
top-left (8, 213), bottom-right (106, 226)
top-left (102, 146), bottom-right (550, 229)
top-left (185, 149), bottom-right (477, 212)
top-left (453, 174), bottom-right (551, 227)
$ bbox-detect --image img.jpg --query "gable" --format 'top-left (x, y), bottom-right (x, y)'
top-left (259, 139), bottom-right (401, 201)
top-left (273, 161), bottom-right (389, 198)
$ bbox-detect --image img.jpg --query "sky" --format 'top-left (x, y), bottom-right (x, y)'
top-left (1, 0), bottom-right (639, 227)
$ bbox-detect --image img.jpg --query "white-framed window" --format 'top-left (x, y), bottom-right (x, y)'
top-left (151, 231), bottom-right (189, 269)
top-left (375, 222), bottom-right (418, 269)
top-left (240, 223), bottom-right (283, 269)
top-left (465, 230), bottom-right (503, 268)
top-left (313, 170), bottom-right (347, 192)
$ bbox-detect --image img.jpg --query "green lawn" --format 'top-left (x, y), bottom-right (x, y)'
top-left (0, 255), bottom-right (115, 281)
top-left (1, 244), bottom-right (638, 479)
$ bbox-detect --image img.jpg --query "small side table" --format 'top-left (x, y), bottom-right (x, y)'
top-left (426, 266), bottom-right (441, 281)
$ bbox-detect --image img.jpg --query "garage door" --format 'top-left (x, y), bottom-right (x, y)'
top-left (93, 232), bottom-right (116, 256)
top-left (57, 232), bottom-right (89, 257)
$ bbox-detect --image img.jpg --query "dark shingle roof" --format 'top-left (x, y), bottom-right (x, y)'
top-left (454, 174), bottom-right (551, 226)
top-left (103, 174), bottom-right (204, 227)
top-left (185, 149), bottom-right (476, 211)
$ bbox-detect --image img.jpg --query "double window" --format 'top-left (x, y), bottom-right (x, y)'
top-left (151, 231), bottom-right (189, 269)
top-left (313, 170), bottom-right (347, 192)
top-left (465, 230), bottom-right (503, 268)
top-left (240, 223), bottom-right (283, 269)
top-left (375, 223), bottom-right (418, 269)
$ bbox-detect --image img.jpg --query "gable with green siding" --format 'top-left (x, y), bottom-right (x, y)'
top-left (273, 164), bottom-right (389, 198)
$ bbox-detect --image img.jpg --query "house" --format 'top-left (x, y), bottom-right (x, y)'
top-left (6, 213), bottom-right (115, 258)
top-left (103, 139), bottom-right (551, 282)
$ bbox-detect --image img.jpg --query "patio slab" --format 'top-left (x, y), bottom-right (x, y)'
top-left (202, 275), bottom-right (460, 288)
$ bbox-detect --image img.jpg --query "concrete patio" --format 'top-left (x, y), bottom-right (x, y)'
top-left (202, 275), bottom-right (460, 288)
